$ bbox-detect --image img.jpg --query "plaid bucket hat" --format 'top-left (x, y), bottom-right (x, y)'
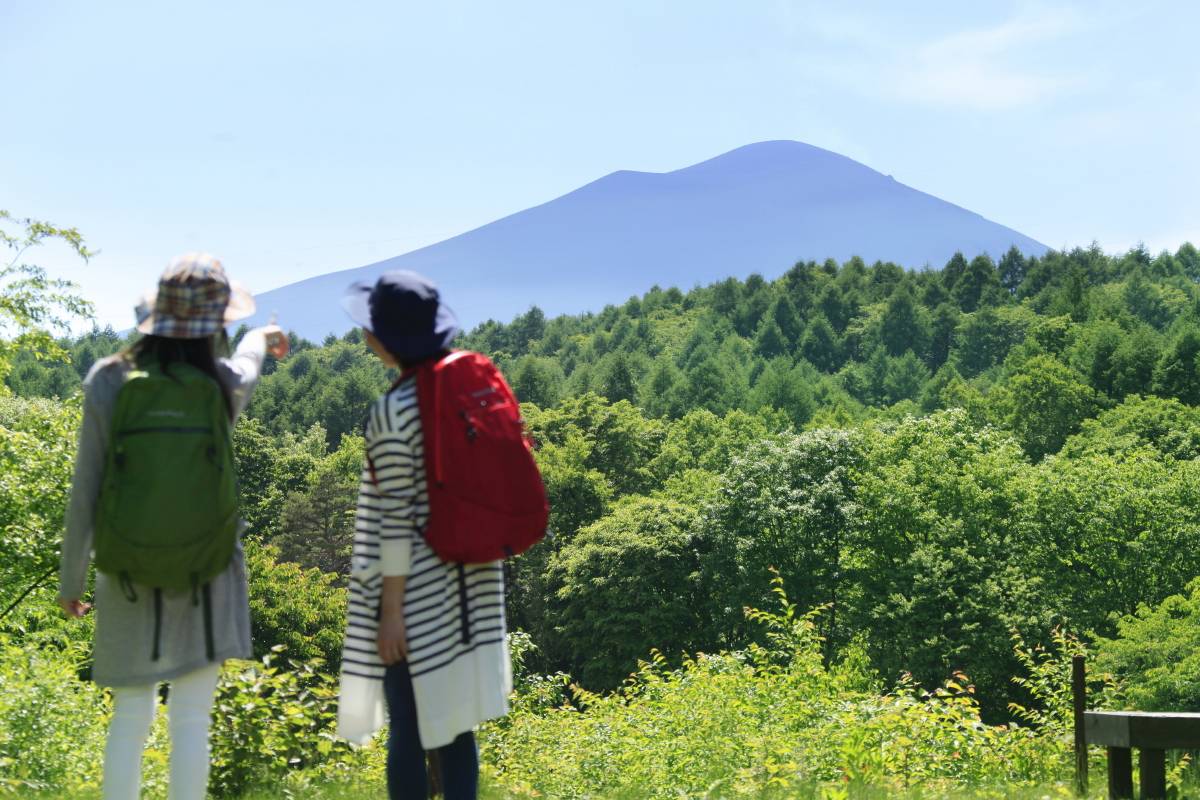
top-left (137, 253), bottom-right (255, 339)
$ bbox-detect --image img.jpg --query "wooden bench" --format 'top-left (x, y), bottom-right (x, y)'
top-left (1073, 656), bottom-right (1200, 799)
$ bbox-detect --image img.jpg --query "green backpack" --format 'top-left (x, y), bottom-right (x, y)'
top-left (94, 362), bottom-right (239, 602)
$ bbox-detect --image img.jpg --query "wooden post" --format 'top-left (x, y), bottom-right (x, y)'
top-left (1138, 748), bottom-right (1167, 799)
top-left (1073, 654), bottom-right (1088, 796)
top-left (427, 750), bottom-right (443, 798)
top-left (1107, 747), bottom-right (1133, 799)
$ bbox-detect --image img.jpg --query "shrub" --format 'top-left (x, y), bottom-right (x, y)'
top-left (0, 634), bottom-right (106, 793)
top-left (480, 576), bottom-right (1083, 799)
top-left (209, 650), bottom-right (358, 798)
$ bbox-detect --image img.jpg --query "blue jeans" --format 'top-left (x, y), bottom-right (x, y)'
top-left (384, 661), bottom-right (478, 799)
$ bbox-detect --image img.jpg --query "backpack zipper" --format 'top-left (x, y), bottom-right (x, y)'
top-left (118, 425), bottom-right (213, 437)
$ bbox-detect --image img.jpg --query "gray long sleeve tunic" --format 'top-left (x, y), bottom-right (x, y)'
top-left (59, 331), bottom-right (268, 687)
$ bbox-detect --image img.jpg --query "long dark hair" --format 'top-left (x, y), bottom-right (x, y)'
top-left (124, 333), bottom-right (234, 420)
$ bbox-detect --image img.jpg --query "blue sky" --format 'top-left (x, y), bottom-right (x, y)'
top-left (3, 1), bottom-right (1198, 329)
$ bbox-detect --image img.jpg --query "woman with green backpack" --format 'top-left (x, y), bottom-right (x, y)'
top-left (56, 253), bottom-right (289, 800)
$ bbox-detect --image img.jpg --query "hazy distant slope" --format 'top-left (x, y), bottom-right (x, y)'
top-left (246, 141), bottom-right (1047, 339)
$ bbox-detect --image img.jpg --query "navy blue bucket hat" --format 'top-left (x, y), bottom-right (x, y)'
top-left (342, 270), bottom-right (460, 361)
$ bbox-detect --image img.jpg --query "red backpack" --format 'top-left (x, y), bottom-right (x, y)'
top-left (377, 350), bottom-right (549, 564)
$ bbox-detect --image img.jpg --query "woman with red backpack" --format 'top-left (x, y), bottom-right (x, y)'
top-left (337, 270), bottom-right (546, 799)
top-left (56, 253), bottom-right (288, 800)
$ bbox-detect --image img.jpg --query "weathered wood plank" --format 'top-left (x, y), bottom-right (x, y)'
top-left (1084, 711), bottom-right (1200, 750)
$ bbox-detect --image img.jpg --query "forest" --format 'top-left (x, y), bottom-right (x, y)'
top-left (4, 214), bottom-right (1200, 797)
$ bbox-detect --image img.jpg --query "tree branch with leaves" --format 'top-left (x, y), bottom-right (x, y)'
top-left (0, 210), bottom-right (94, 390)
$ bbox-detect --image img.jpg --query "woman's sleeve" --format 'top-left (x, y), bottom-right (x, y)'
top-left (366, 398), bottom-right (418, 578)
top-left (222, 328), bottom-right (268, 419)
top-left (58, 378), bottom-right (108, 600)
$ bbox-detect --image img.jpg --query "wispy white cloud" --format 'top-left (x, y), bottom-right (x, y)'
top-left (776, 2), bottom-right (1094, 112)
top-left (894, 7), bottom-right (1087, 111)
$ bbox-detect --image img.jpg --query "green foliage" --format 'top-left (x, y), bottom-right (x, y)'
top-left (246, 336), bottom-right (391, 447)
top-left (0, 630), bottom-right (376, 799)
top-left (853, 411), bottom-right (1046, 716)
top-left (276, 455), bottom-right (358, 577)
top-left (528, 394), bottom-right (664, 498)
top-left (546, 495), bottom-right (707, 688)
top-left (481, 581), bottom-right (1084, 800)
top-left (1017, 450), bottom-right (1200, 633)
top-left (245, 542), bottom-right (346, 668)
top-left (0, 396), bottom-right (79, 608)
top-left (1062, 394), bottom-right (1200, 460)
top-left (0, 633), bottom-right (108, 794)
top-left (994, 355), bottom-right (1100, 460)
top-left (209, 652), bottom-right (354, 798)
top-left (1093, 579), bottom-right (1200, 712)
top-left (8, 237), bottom-right (1200, 796)
top-left (509, 355), bottom-right (564, 407)
top-left (645, 408), bottom-right (775, 483)
top-left (704, 428), bottom-right (864, 652)
top-left (1153, 324), bottom-right (1200, 404)
top-left (0, 211), bottom-right (94, 392)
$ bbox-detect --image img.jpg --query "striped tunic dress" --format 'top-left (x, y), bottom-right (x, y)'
top-left (337, 376), bottom-right (512, 749)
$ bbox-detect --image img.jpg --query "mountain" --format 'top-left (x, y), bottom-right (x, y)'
top-left (244, 141), bottom-right (1048, 340)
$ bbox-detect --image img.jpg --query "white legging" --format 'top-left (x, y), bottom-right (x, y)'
top-left (103, 664), bottom-right (222, 800)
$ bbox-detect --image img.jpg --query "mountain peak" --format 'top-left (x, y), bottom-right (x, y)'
top-left (246, 143), bottom-right (1048, 340)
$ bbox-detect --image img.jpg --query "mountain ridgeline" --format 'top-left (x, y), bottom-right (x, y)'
top-left (241, 140), bottom-right (1048, 340)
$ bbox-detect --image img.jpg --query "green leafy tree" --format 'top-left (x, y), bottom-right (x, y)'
top-left (751, 318), bottom-right (788, 359)
top-left (244, 540), bottom-right (346, 668)
top-left (1153, 324), bottom-right (1200, 404)
top-left (884, 350), bottom-right (930, 404)
top-left (800, 313), bottom-right (840, 372)
top-left (951, 254), bottom-right (1001, 313)
top-left (1094, 579), bottom-right (1200, 711)
top-left (767, 294), bottom-right (803, 345)
top-left (275, 465), bottom-right (356, 577)
top-left (817, 284), bottom-right (851, 333)
top-left (941, 252), bottom-right (968, 294)
top-left (1019, 451), bottom-right (1200, 636)
top-left (546, 495), bottom-right (707, 687)
top-left (927, 302), bottom-right (959, 370)
top-left (1111, 324), bottom-right (1161, 397)
top-left (0, 212), bottom-right (93, 391)
top-left (879, 284), bottom-right (929, 357)
top-left (998, 246), bottom-right (1028, 295)
top-left (597, 352), bottom-right (638, 404)
top-left (645, 408), bottom-right (773, 483)
top-left (996, 355), bottom-right (1100, 460)
top-left (953, 306), bottom-right (1034, 377)
top-left (0, 396), bottom-right (79, 608)
top-left (1062, 395), bottom-right (1200, 460)
top-left (510, 355), bottom-right (565, 407)
top-left (853, 411), bottom-right (1045, 716)
top-left (233, 417), bottom-right (283, 539)
top-left (639, 358), bottom-right (687, 419)
top-left (748, 358), bottom-right (814, 427)
top-left (508, 305), bottom-right (547, 353)
top-left (1123, 269), bottom-right (1170, 329)
top-left (703, 429), bottom-right (864, 652)
top-left (529, 393), bottom-right (664, 497)
top-left (1069, 319), bottom-right (1123, 397)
